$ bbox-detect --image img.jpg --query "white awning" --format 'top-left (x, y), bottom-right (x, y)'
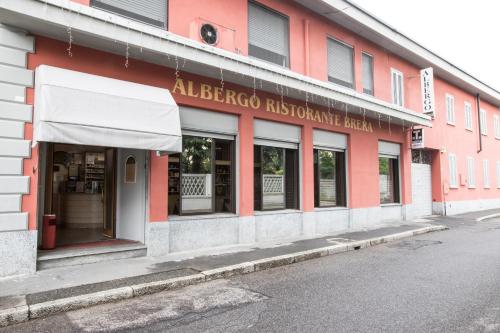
top-left (33, 65), bottom-right (181, 152)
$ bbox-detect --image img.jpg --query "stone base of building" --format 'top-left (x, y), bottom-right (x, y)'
top-left (145, 205), bottom-right (409, 256)
top-left (433, 198), bottom-right (500, 216)
top-left (0, 230), bottom-right (37, 278)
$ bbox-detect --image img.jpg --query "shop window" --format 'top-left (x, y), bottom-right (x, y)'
top-left (91, 0), bottom-right (168, 28)
top-left (124, 156), bottom-right (136, 183)
top-left (327, 38), bottom-right (354, 88)
top-left (248, 1), bottom-right (289, 67)
top-left (313, 149), bottom-right (346, 207)
top-left (168, 136), bottom-right (234, 215)
top-left (254, 145), bottom-right (298, 211)
top-left (379, 156), bottom-right (400, 204)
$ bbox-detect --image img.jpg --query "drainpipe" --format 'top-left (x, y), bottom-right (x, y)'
top-left (477, 93), bottom-right (482, 153)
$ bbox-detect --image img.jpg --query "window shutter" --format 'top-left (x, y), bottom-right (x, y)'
top-left (448, 154), bottom-right (457, 188)
top-left (92, 0), bottom-right (167, 28)
top-left (496, 161), bottom-right (500, 188)
top-left (467, 157), bottom-right (475, 188)
top-left (464, 103), bottom-right (472, 129)
top-left (391, 70), bottom-right (403, 106)
top-left (327, 38), bottom-right (354, 88)
top-left (248, 2), bottom-right (289, 66)
top-left (483, 159), bottom-right (490, 188)
top-left (446, 95), bottom-right (455, 124)
top-left (480, 109), bottom-right (487, 135)
top-left (362, 53), bottom-right (374, 94)
top-left (493, 115), bottom-right (500, 138)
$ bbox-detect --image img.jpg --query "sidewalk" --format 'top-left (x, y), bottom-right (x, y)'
top-left (0, 220), bottom-right (449, 326)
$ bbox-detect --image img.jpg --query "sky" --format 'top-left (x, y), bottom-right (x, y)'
top-left (351, 0), bottom-right (500, 92)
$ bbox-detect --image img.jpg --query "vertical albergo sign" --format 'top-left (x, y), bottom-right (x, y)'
top-left (420, 67), bottom-right (435, 117)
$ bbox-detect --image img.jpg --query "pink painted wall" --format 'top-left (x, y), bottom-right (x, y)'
top-left (50, 0), bottom-right (500, 216)
top-left (24, 36), bottom-right (408, 231)
top-left (426, 76), bottom-right (500, 203)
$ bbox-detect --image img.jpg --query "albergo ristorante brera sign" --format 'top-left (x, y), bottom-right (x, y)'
top-left (172, 78), bottom-right (374, 133)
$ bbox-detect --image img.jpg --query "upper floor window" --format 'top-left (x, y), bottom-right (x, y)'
top-left (248, 2), bottom-right (289, 67)
top-left (466, 156), bottom-right (476, 188)
top-left (362, 52), bottom-right (374, 95)
top-left (91, 0), bottom-right (168, 28)
top-left (480, 109), bottom-right (488, 135)
top-left (327, 38), bottom-right (354, 88)
top-left (445, 94), bottom-right (455, 125)
top-left (391, 69), bottom-right (404, 107)
top-left (464, 102), bottom-right (473, 131)
top-left (494, 114), bottom-right (500, 139)
top-left (448, 153), bottom-right (458, 188)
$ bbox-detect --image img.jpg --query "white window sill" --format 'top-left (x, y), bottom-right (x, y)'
top-left (169, 213), bottom-right (239, 222)
top-left (465, 128), bottom-right (473, 132)
top-left (380, 203), bottom-right (402, 207)
top-left (449, 186), bottom-right (459, 189)
top-left (446, 122), bottom-right (455, 126)
top-left (254, 209), bottom-right (302, 216)
top-left (314, 206), bottom-right (349, 212)
top-left (468, 186), bottom-right (476, 189)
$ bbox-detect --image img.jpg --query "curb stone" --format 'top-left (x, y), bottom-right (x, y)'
top-left (28, 287), bottom-right (134, 320)
top-left (0, 224), bottom-right (447, 327)
top-left (0, 306), bottom-right (29, 327)
top-left (131, 274), bottom-right (205, 297)
top-left (476, 213), bottom-right (500, 222)
top-left (202, 262), bottom-right (254, 280)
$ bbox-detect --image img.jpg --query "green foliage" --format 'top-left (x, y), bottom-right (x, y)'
top-left (262, 147), bottom-right (284, 175)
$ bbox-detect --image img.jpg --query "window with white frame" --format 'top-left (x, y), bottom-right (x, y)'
top-left (391, 69), bottom-right (404, 107)
top-left (494, 114), bottom-right (500, 139)
top-left (445, 94), bottom-right (455, 125)
top-left (466, 156), bottom-right (476, 188)
top-left (327, 38), bottom-right (355, 88)
top-left (496, 161), bottom-right (500, 188)
top-left (464, 102), bottom-right (473, 131)
top-left (483, 159), bottom-right (490, 188)
top-left (248, 1), bottom-right (289, 67)
top-left (362, 52), bottom-right (374, 95)
top-left (448, 154), bottom-right (458, 188)
top-left (480, 109), bottom-right (488, 135)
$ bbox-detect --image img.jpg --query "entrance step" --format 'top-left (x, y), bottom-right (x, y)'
top-left (37, 244), bottom-right (147, 270)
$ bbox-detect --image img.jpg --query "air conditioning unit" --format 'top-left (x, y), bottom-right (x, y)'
top-left (200, 23), bottom-right (218, 46)
top-left (189, 19), bottom-right (236, 52)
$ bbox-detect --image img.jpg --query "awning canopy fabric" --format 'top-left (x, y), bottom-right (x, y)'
top-left (33, 65), bottom-right (182, 153)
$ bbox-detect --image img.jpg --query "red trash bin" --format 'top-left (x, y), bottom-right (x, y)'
top-left (41, 214), bottom-right (57, 250)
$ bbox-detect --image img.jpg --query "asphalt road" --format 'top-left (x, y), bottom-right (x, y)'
top-left (3, 216), bottom-right (500, 333)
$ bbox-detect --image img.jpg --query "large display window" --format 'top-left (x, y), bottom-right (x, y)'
top-left (254, 145), bottom-right (298, 211)
top-left (314, 149), bottom-right (346, 207)
top-left (378, 141), bottom-right (401, 204)
top-left (168, 135), bottom-right (235, 215)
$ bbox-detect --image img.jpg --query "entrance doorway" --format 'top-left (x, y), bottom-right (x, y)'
top-left (43, 144), bottom-right (117, 247)
top-left (411, 150), bottom-right (433, 217)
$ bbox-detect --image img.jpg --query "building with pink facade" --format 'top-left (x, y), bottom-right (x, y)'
top-left (0, 0), bottom-right (498, 278)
